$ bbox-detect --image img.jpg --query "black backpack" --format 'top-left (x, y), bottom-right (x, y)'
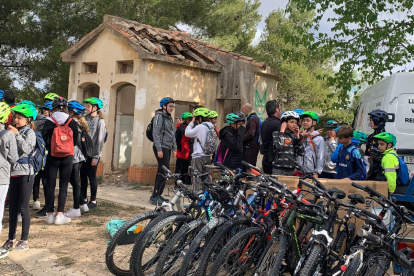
top-left (146, 114), bottom-right (164, 142)
top-left (81, 130), bottom-right (94, 158)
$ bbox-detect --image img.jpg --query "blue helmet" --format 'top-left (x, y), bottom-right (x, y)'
top-left (293, 109), bottom-right (305, 116)
top-left (0, 90), bottom-right (3, 101)
top-left (160, 97), bottom-right (175, 107)
top-left (39, 101), bottom-right (53, 111)
top-left (68, 100), bottom-right (85, 115)
top-left (19, 100), bottom-right (36, 107)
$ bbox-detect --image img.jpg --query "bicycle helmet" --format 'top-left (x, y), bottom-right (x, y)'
top-left (18, 100), bottom-right (36, 107)
top-left (0, 102), bottom-right (11, 123)
top-left (181, 112), bottom-right (193, 119)
top-left (0, 90), bottom-right (3, 101)
top-left (324, 120), bottom-right (339, 128)
top-left (12, 103), bottom-right (37, 120)
top-left (159, 97), bottom-right (175, 107)
top-left (293, 109), bottom-right (305, 116)
top-left (52, 96), bottom-right (68, 109)
top-left (300, 111), bottom-right (319, 124)
top-left (226, 111), bottom-right (246, 124)
top-left (368, 109), bottom-right (388, 126)
top-left (83, 97), bottom-right (103, 109)
top-left (281, 111), bottom-right (300, 123)
top-left (374, 132), bottom-right (396, 147)
top-left (208, 110), bottom-right (218, 119)
top-left (68, 100), bottom-right (86, 115)
top-left (39, 101), bottom-right (53, 111)
top-left (334, 126), bottom-right (341, 132)
top-left (353, 130), bottom-right (368, 144)
top-left (44, 93), bottom-right (59, 101)
top-left (193, 107), bottom-right (210, 118)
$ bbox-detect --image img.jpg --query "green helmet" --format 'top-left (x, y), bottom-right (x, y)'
top-left (208, 110), bottom-right (218, 119)
top-left (12, 103), bottom-right (37, 120)
top-left (226, 111), bottom-right (246, 124)
top-left (300, 111), bottom-right (319, 124)
top-left (83, 97), bottom-right (103, 109)
top-left (0, 102), bottom-right (11, 124)
top-left (353, 130), bottom-right (368, 144)
top-left (193, 107), bottom-right (210, 118)
top-left (44, 93), bottom-right (59, 101)
top-left (374, 132), bottom-right (396, 147)
top-left (181, 112), bottom-right (193, 119)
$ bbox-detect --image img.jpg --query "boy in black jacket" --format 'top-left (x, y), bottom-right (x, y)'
top-left (270, 111), bottom-right (304, 176)
top-left (219, 112), bottom-right (246, 171)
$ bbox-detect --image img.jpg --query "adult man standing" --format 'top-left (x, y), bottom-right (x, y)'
top-left (241, 103), bottom-right (260, 168)
top-left (260, 100), bottom-right (282, 174)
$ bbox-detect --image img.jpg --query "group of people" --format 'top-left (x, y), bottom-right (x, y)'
top-left (0, 90), bottom-right (106, 258)
top-left (151, 97), bottom-right (402, 205)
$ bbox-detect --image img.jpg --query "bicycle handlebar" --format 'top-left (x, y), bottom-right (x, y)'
top-left (241, 161), bottom-right (262, 174)
top-left (357, 229), bottom-right (382, 244)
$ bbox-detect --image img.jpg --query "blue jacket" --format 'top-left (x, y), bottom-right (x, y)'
top-left (331, 138), bottom-right (359, 164)
top-left (334, 140), bottom-right (365, 180)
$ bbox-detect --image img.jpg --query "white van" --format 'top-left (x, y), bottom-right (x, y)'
top-left (353, 72), bottom-right (414, 177)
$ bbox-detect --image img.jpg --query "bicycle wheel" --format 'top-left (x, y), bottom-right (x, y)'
top-left (365, 255), bottom-right (389, 276)
top-left (255, 234), bottom-right (288, 276)
top-left (179, 217), bottom-right (226, 276)
top-left (197, 216), bottom-right (251, 276)
top-left (155, 218), bottom-right (208, 276)
top-left (208, 227), bottom-right (265, 276)
top-left (130, 214), bottom-right (189, 276)
top-left (106, 211), bottom-right (160, 276)
top-left (299, 244), bottom-right (323, 276)
top-left (343, 257), bottom-right (362, 276)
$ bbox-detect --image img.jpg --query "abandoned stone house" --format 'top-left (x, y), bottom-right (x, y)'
top-left (61, 14), bottom-right (283, 184)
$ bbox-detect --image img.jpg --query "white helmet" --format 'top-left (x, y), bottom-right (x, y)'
top-left (281, 111), bottom-right (300, 122)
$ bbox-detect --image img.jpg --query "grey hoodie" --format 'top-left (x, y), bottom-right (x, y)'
top-left (85, 115), bottom-right (106, 163)
top-left (323, 137), bottom-right (338, 173)
top-left (11, 126), bottom-right (36, 176)
top-left (0, 126), bottom-right (19, 184)
top-left (152, 110), bottom-right (177, 152)
top-left (297, 131), bottom-right (325, 174)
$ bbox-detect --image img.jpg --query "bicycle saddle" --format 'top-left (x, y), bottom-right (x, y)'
top-left (348, 193), bottom-right (365, 204)
top-left (328, 187), bottom-right (346, 199)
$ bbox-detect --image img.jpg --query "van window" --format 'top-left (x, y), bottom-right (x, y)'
top-left (396, 93), bottom-right (414, 134)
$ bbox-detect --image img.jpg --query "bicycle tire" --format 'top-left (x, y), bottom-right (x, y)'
top-left (299, 244), bottom-right (323, 276)
top-left (155, 218), bottom-right (208, 276)
top-left (334, 223), bottom-right (355, 255)
top-left (343, 257), bottom-right (362, 276)
top-left (365, 255), bottom-right (389, 276)
top-left (179, 217), bottom-right (226, 276)
top-left (106, 211), bottom-right (160, 276)
top-left (256, 234), bottom-right (288, 276)
top-left (130, 214), bottom-right (189, 276)
top-left (197, 216), bottom-right (251, 276)
top-left (208, 227), bottom-right (265, 276)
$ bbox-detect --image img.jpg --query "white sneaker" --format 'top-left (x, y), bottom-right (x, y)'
top-left (54, 215), bottom-right (71, 225)
top-left (80, 204), bottom-right (89, 213)
top-left (64, 208), bottom-right (81, 218)
top-left (17, 214), bottom-right (22, 222)
top-left (45, 213), bottom-right (55, 225)
top-left (33, 200), bottom-right (41, 210)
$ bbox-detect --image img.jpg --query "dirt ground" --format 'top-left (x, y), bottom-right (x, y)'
top-left (0, 171), bottom-right (147, 275)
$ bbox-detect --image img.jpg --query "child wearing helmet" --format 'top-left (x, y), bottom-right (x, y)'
top-left (0, 103), bottom-right (18, 259)
top-left (208, 110), bottom-right (219, 136)
top-left (320, 120), bottom-right (339, 179)
top-left (3, 90), bottom-right (17, 128)
top-left (270, 111), bottom-right (304, 176)
top-left (44, 93), bottom-right (59, 103)
top-left (217, 112), bottom-right (247, 171)
top-left (3, 103), bottom-right (37, 251)
top-left (81, 97), bottom-right (107, 209)
top-left (297, 111), bottom-right (325, 178)
top-left (374, 132), bottom-right (399, 195)
top-left (366, 109), bottom-right (388, 180)
top-left (175, 112), bottom-right (193, 185)
top-left (185, 107), bottom-right (215, 190)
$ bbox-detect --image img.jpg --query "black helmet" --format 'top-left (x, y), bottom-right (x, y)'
top-left (368, 109), bottom-right (388, 126)
top-left (324, 120), bottom-right (339, 128)
top-left (52, 96), bottom-right (68, 109)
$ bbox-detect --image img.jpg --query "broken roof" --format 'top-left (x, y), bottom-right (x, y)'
top-left (62, 15), bottom-right (271, 71)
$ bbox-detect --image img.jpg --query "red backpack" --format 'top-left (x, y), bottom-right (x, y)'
top-left (50, 117), bottom-right (74, 157)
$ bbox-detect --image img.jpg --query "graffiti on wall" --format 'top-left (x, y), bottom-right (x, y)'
top-left (255, 90), bottom-right (267, 122)
top-left (100, 90), bottom-right (110, 115)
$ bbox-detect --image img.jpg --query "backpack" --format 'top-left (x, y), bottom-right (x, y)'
top-left (17, 129), bottom-right (47, 176)
top-left (81, 130), bottom-right (94, 158)
top-left (391, 153), bottom-right (410, 185)
top-left (146, 114), bottom-right (165, 142)
top-left (50, 117), bottom-right (74, 158)
top-left (247, 114), bottom-right (262, 144)
top-left (350, 147), bottom-right (367, 180)
top-left (197, 123), bottom-right (218, 155)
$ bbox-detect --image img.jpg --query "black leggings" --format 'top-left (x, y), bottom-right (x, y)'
top-left (32, 170), bottom-right (46, 201)
top-left (45, 156), bottom-right (73, 213)
top-left (69, 162), bottom-right (84, 209)
top-left (9, 175), bottom-right (34, 241)
top-left (152, 147), bottom-right (171, 197)
top-left (80, 158), bottom-right (98, 202)
top-left (175, 158), bottom-right (190, 184)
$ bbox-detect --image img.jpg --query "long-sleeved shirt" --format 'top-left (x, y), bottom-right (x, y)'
top-left (85, 115), bottom-right (106, 162)
top-left (366, 127), bottom-right (386, 177)
top-left (219, 125), bottom-right (246, 170)
top-left (260, 116), bottom-right (281, 165)
top-left (335, 143), bottom-right (365, 180)
top-left (11, 126), bottom-right (36, 176)
top-left (323, 137), bottom-right (338, 173)
top-left (297, 131), bottom-right (325, 174)
top-left (244, 113), bottom-right (260, 149)
top-left (152, 110), bottom-right (177, 153)
top-left (0, 126), bottom-right (19, 184)
top-left (270, 131), bottom-right (304, 170)
top-left (185, 121), bottom-right (214, 158)
top-left (380, 148), bottom-right (399, 193)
